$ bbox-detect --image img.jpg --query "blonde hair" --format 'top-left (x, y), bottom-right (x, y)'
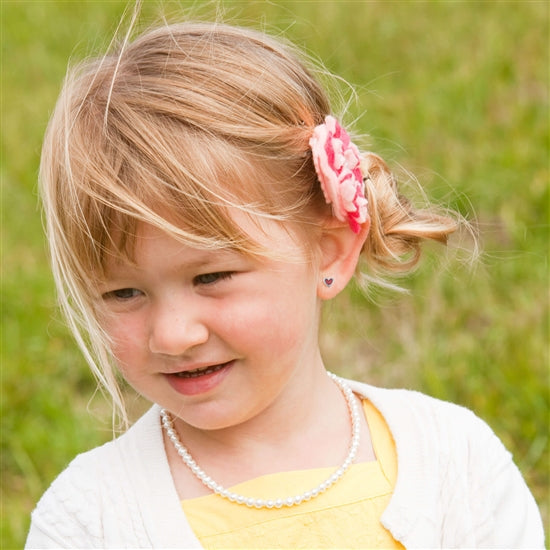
top-left (40, 21), bottom-right (457, 424)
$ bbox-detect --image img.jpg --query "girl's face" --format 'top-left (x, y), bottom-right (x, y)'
top-left (98, 220), bottom-right (325, 432)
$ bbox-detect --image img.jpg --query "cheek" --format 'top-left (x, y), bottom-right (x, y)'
top-left (100, 314), bottom-right (147, 370)
top-left (222, 286), bottom-right (319, 353)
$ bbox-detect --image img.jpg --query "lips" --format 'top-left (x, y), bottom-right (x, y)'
top-left (165, 361), bottom-right (234, 396)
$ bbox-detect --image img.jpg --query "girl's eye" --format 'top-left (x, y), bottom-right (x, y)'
top-left (193, 271), bottom-right (234, 286)
top-left (103, 288), bottom-right (142, 301)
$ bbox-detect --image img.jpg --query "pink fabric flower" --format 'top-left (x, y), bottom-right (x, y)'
top-left (309, 115), bottom-right (368, 233)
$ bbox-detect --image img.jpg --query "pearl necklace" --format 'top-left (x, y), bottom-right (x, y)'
top-left (160, 371), bottom-right (361, 509)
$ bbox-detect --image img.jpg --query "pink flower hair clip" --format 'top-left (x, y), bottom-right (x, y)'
top-left (309, 115), bottom-right (369, 234)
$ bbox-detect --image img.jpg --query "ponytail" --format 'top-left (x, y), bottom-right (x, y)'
top-left (361, 152), bottom-right (459, 276)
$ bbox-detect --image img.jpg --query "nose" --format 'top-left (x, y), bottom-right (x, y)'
top-left (148, 298), bottom-right (209, 356)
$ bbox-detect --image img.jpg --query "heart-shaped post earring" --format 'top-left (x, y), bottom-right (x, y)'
top-left (323, 277), bottom-right (334, 288)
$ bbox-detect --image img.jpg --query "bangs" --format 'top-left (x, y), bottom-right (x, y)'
top-left (50, 99), bottom-right (320, 283)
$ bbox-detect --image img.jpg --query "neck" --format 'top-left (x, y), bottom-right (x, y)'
top-left (171, 365), bottom-right (349, 480)
top-left (161, 372), bottom-right (365, 508)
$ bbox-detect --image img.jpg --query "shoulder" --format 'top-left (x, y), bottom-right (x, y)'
top-left (347, 379), bottom-right (545, 547)
top-left (350, 378), bottom-right (521, 488)
top-left (26, 444), bottom-right (111, 548)
top-left (25, 406), bottom-right (161, 549)
top-left (349, 379), bottom-right (486, 437)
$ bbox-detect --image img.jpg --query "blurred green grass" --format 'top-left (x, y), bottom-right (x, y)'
top-left (2, 1), bottom-right (548, 547)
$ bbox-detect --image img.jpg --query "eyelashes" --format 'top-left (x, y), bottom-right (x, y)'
top-left (102, 287), bottom-right (143, 302)
top-left (102, 271), bottom-right (235, 302)
top-left (193, 271), bottom-right (234, 286)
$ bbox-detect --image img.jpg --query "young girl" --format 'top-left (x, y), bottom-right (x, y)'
top-left (26, 20), bottom-right (543, 549)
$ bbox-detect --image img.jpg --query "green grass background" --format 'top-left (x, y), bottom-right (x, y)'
top-left (2, 1), bottom-right (548, 547)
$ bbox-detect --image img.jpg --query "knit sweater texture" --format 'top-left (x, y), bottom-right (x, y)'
top-left (26, 380), bottom-right (545, 548)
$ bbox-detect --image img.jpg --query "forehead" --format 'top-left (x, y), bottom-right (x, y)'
top-left (103, 216), bottom-right (314, 275)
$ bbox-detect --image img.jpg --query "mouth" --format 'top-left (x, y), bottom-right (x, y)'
top-left (173, 363), bottom-right (230, 378)
top-left (165, 361), bottom-right (234, 396)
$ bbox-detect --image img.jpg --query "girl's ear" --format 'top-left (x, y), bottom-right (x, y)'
top-left (317, 218), bottom-right (370, 300)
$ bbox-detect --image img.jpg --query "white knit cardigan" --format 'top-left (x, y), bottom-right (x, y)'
top-left (26, 380), bottom-right (544, 548)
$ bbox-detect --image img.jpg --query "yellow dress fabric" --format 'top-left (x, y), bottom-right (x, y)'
top-left (182, 400), bottom-right (404, 549)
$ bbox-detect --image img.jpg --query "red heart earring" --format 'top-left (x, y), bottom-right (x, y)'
top-left (323, 277), bottom-right (334, 288)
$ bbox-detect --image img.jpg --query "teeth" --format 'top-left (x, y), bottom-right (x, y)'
top-left (175, 363), bottom-right (227, 378)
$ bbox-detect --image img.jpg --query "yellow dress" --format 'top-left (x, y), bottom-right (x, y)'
top-left (182, 400), bottom-right (404, 549)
